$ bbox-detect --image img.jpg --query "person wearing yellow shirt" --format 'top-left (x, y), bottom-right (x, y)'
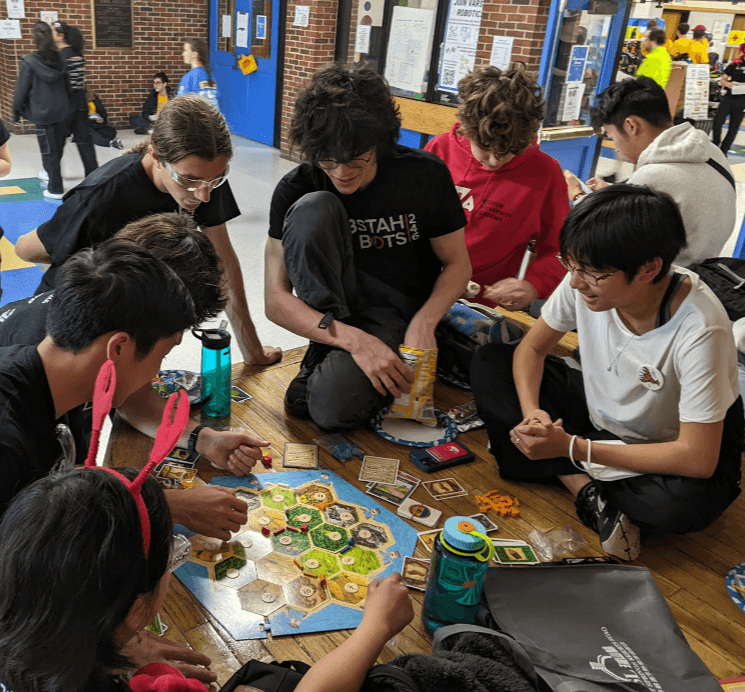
top-left (128, 72), bottom-right (173, 135)
top-left (693, 25), bottom-right (710, 53)
top-left (689, 27), bottom-right (709, 65)
top-left (637, 29), bottom-right (672, 87)
top-left (669, 23), bottom-right (691, 58)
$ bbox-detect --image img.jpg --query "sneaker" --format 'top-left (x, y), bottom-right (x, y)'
top-left (575, 482), bottom-right (640, 561)
top-left (38, 169), bottom-right (49, 183)
top-left (284, 342), bottom-right (332, 419)
top-left (43, 189), bottom-right (64, 200)
top-left (109, 138), bottom-right (124, 150)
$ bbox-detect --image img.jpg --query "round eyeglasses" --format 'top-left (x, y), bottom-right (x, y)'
top-left (164, 161), bottom-right (229, 192)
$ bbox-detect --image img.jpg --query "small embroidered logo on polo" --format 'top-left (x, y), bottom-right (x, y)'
top-left (638, 365), bottom-right (663, 391)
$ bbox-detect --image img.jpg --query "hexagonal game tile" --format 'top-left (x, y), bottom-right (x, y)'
top-left (351, 522), bottom-right (393, 550)
top-left (188, 535), bottom-right (232, 565)
top-left (299, 548), bottom-right (340, 578)
top-left (235, 489), bottom-right (261, 512)
top-left (337, 546), bottom-right (381, 576)
top-left (328, 572), bottom-right (368, 607)
top-left (212, 558), bottom-right (257, 590)
top-left (255, 552), bottom-right (302, 585)
top-left (231, 531), bottom-right (274, 562)
top-left (324, 502), bottom-right (361, 528)
top-left (284, 574), bottom-right (330, 613)
top-left (310, 523), bottom-right (349, 552)
top-left (260, 486), bottom-right (298, 511)
top-left (246, 508), bottom-right (286, 534)
top-left (271, 528), bottom-right (311, 556)
top-left (237, 579), bottom-right (286, 617)
top-left (296, 483), bottom-right (335, 508)
top-left (286, 505), bottom-right (323, 530)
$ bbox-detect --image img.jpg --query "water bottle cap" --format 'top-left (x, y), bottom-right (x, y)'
top-left (442, 515), bottom-right (487, 551)
top-left (192, 328), bottom-right (231, 350)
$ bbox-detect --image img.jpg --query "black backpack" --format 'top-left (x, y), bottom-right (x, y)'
top-left (688, 257), bottom-right (745, 321)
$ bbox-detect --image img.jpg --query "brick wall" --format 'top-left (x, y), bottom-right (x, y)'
top-left (0, 0), bottom-right (209, 133)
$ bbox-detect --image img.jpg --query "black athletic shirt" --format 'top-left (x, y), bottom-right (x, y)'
top-left (0, 290), bottom-right (54, 347)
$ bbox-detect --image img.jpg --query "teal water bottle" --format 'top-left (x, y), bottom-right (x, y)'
top-left (421, 516), bottom-right (495, 635)
top-left (193, 327), bottom-right (231, 418)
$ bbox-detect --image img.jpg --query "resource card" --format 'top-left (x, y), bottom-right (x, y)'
top-left (401, 556), bottom-right (430, 591)
top-left (398, 498), bottom-right (442, 527)
top-left (470, 512), bottom-right (498, 533)
top-left (282, 442), bottom-right (320, 469)
top-left (494, 544), bottom-right (540, 565)
top-left (358, 456), bottom-right (399, 485)
top-left (417, 529), bottom-right (441, 553)
top-left (422, 477), bottom-right (467, 500)
top-left (156, 464), bottom-right (197, 489)
top-left (165, 447), bottom-right (200, 469)
top-left (366, 470), bottom-right (420, 506)
top-left (230, 385), bottom-right (252, 403)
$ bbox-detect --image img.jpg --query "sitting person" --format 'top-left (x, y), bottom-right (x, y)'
top-left (425, 65), bottom-right (567, 311)
top-left (86, 86), bottom-right (123, 149)
top-left (130, 72), bottom-right (173, 134)
top-left (564, 77), bottom-right (735, 267)
top-left (265, 63), bottom-right (470, 430)
top-left (636, 28), bottom-right (672, 88)
top-left (471, 185), bottom-right (743, 561)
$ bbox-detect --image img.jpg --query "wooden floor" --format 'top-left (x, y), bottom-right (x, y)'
top-left (106, 346), bottom-right (745, 686)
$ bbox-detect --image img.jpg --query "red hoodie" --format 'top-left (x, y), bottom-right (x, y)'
top-left (425, 124), bottom-right (569, 305)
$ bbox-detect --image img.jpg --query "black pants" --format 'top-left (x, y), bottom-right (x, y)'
top-left (712, 92), bottom-right (745, 154)
top-left (65, 108), bottom-right (98, 177)
top-left (282, 191), bottom-right (422, 430)
top-left (129, 114), bottom-right (152, 133)
top-left (90, 122), bottom-right (117, 147)
top-left (471, 343), bottom-right (743, 538)
top-left (36, 122), bottom-right (67, 194)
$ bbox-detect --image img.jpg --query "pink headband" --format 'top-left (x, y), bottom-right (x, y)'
top-left (86, 360), bottom-right (190, 557)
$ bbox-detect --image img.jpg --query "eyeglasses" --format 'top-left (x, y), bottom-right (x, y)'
top-left (557, 255), bottom-right (618, 286)
top-left (168, 533), bottom-right (192, 572)
top-left (164, 161), bottom-right (229, 192)
top-left (316, 153), bottom-right (373, 171)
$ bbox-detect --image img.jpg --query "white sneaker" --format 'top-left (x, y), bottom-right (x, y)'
top-left (38, 169), bottom-right (49, 182)
top-left (43, 189), bottom-right (64, 200)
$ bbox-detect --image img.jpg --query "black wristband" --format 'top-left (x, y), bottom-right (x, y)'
top-left (188, 424), bottom-right (206, 456)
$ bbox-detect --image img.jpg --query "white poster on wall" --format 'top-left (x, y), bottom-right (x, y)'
top-left (0, 19), bottom-right (21, 38)
top-left (438, 0), bottom-right (484, 92)
top-left (6, 0), bottom-right (24, 19)
top-left (293, 5), bottom-right (310, 27)
top-left (355, 25), bottom-right (371, 54)
top-left (489, 35), bottom-right (513, 71)
top-left (561, 82), bottom-right (585, 121)
top-left (222, 14), bottom-right (231, 38)
top-left (40, 10), bottom-right (57, 25)
top-left (684, 64), bottom-right (709, 120)
top-left (384, 6), bottom-right (435, 92)
top-left (236, 11), bottom-right (249, 47)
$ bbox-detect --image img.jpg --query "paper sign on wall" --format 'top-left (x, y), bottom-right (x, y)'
top-left (355, 24), bottom-right (371, 54)
top-left (0, 19), bottom-right (21, 39)
top-left (293, 5), bottom-right (309, 27)
top-left (236, 11), bottom-right (249, 48)
top-left (256, 15), bottom-right (266, 39)
top-left (40, 10), bottom-right (57, 24)
top-left (489, 35), bottom-right (513, 71)
top-left (561, 82), bottom-right (585, 121)
top-left (439, 0), bottom-right (484, 92)
top-left (683, 64), bottom-right (709, 120)
top-left (567, 45), bottom-right (589, 83)
top-left (222, 14), bottom-right (231, 38)
top-left (384, 6), bottom-right (435, 92)
top-left (6, 0), bottom-right (24, 19)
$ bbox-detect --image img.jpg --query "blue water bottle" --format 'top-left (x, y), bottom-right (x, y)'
top-left (193, 327), bottom-right (231, 418)
top-left (421, 516), bottom-right (495, 634)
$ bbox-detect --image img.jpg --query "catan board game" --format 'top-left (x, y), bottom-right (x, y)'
top-left (174, 470), bottom-right (419, 639)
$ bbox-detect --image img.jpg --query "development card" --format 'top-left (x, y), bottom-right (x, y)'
top-left (494, 544), bottom-right (540, 565)
top-left (470, 512), bottom-right (498, 533)
top-left (366, 471), bottom-right (420, 507)
top-left (401, 557), bottom-right (430, 591)
top-left (165, 447), bottom-right (200, 468)
top-left (358, 456), bottom-right (399, 485)
top-left (417, 529), bottom-right (441, 553)
top-left (230, 385), bottom-right (252, 403)
top-left (282, 443), bottom-right (320, 469)
top-left (422, 477), bottom-right (467, 500)
top-left (398, 498), bottom-right (442, 527)
top-left (156, 464), bottom-right (197, 489)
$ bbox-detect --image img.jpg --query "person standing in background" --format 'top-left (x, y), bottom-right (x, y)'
top-left (712, 43), bottom-right (745, 156)
top-left (637, 28), bottom-right (672, 88)
top-left (178, 39), bottom-right (219, 107)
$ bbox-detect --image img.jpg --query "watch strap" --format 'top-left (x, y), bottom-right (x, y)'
top-left (188, 424), bottom-right (206, 456)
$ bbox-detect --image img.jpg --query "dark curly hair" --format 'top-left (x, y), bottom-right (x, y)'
top-left (289, 63), bottom-right (401, 163)
top-left (456, 64), bottom-right (544, 158)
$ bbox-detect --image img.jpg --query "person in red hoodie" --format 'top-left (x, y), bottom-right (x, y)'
top-left (426, 65), bottom-right (569, 311)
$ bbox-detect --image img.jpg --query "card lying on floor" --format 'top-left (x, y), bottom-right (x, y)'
top-left (366, 470), bottom-right (420, 506)
top-left (165, 447), bottom-right (200, 468)
top-left (422, 477), bottom-right (467, 500)
top-left (230, 385), bottom-right (252, 403)
top-left (470, 512), bottom-right (498, 533)
top-left (494, 544), bottom-right (540, 565)
top-left (401, 556), bottom-right (430, 591)
top-left (398, 498), bottom-right (442, 527)
top-left (282, 443), bottom-right (320, 469)
top-left (359, 456), bottom-right (399, 485)
top-left (417, 529), bottom-right (441, 553)
top-left (156, 464), bottom-right (197, 489)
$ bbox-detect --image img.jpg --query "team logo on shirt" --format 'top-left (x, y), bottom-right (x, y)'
top-left (455, 185), bottom-right (474, 212)
top-left (638, 365), bottom-right (663, 391)
top-left (349, 214), bottom-right (420, 249)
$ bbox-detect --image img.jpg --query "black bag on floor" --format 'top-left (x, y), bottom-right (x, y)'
top-left (481, 563), bottom-right (722, 691)
top-left (688, 257), bottom-right (745, 321)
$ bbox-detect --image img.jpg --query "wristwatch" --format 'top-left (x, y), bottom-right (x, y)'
top-left (188, 424), bottom-right (206, 456)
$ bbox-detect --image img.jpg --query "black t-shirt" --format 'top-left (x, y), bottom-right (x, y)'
top-left (269, 145), bottom-right (466, 302)
top-left (0, 120), bottom-right (9, 147)
top-left (724, 61), bottom-right (745, 95)
top-left (0, 290), bottom-right (53, 347)
top-left (0, 344), bottom-right (89, 517)
top-left (35, 153), bottom-right (241, 293)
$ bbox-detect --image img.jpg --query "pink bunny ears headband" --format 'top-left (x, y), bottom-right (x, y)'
top-left (85, 360), bottom-right (190, 557)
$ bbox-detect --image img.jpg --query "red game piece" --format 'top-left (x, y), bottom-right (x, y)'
top-left (261, 455), bottom-right (273, 468)
top-left (261, 526), bottom-right (271, 537)
top-left (273, 527), bottom-right (286, 536)
top-left (301, 523), bottom-right (309, 532)
top-left (287, 525), bottom-right (300, 533)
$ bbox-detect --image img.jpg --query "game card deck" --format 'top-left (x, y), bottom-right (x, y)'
top-left (156, 464), bottom-right (197, 489)
top-left (417, 529), bottom-right (441, 553)
top-left (165, 447), bottom-right (200, 469)
top-left (366, 470), bottom-right (419, 506)
top-left (358, 456), bottom-right (399, 485)
top-left (494, 544), bottom-right (540, 565)
top-left (282, 443), bottom-right (320, 469)
top-left (230, 386), bottom-right (252, 403)
top-left (398, 498), bottom-right (442, 527)
top-left (470, 512), bottom-right (498, 533)
top-left (401, 557), bottom-right (430, 591)
top-left (422, 477), bottom-right (467, 500)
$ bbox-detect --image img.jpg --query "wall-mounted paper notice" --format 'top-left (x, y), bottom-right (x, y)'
top-left (7, 0), bottom-right (24, 19)
top-left (561, 82), bottom-right (585, 121)
top-left (355, 25), bottom-right (371, 53)
top-left (40, 10), bottom-right (57, 24)
top-left (293, 5), bottom-right (310, 27)
top-left (222, 14), bottom-right (231, 37)
top-left (0, 19), bottom-right (21, 38)
top-left (236, 11), bottom-right (249, 47)
top-left (384, 6), bottom-right (435, 91)
top-left (489, 35), bottom-right (513, 70)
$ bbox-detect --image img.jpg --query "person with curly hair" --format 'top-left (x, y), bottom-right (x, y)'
top-left (265, 63), bottom-right (471, 430)
top-left (425, 65), bottom-right (568, 310)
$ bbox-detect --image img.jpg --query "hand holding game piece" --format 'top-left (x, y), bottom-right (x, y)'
top-left (168, 486), bottom-right (248, 540)
top-left (119, 631), bottom-right (217, 684)
top-left (511, 416), bottom-right (569, 460)
top-left (199, 428), bottom-right (269, 476)
top-left (362, 573), bottom-right (414, 640)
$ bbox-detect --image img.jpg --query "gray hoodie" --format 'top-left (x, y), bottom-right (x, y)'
top-left (629, 122), bottom-right (735, 267)
top-left (12, 52), bottom-right (69, 126)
